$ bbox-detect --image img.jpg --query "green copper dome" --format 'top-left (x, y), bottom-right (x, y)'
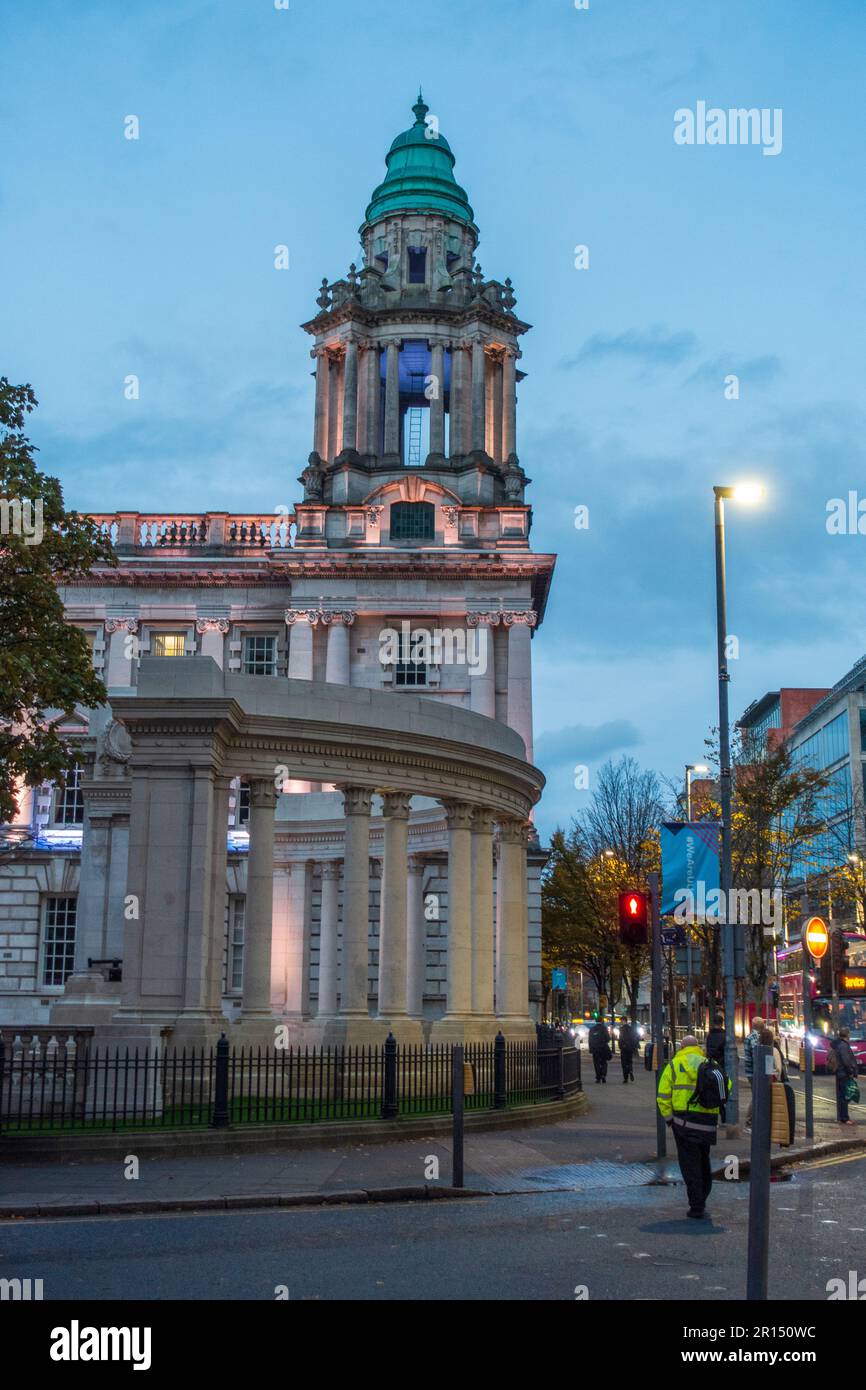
top-left (363, 94), bottom-right (475, 228)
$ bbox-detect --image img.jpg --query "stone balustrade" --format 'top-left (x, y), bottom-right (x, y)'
top-left (87, 513), bottom-right (296, 550)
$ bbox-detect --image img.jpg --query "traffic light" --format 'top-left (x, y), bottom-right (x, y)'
top-left (831, 928), bottom-right (846, 972)
top-left (618, 890), bottom-right (649, 946)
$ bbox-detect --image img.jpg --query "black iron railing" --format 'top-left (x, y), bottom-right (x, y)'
top-left (0, 1033), bottom-right (581, 1135)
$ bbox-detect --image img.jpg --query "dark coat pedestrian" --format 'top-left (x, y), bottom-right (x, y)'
top-left (831, 1029), bottom-right (858, 1124)
top-left (618, 1023), bottom-right (637, 1082)
top-left (588, 1021), bottom-right (611, 1083)
top-left (705, 1017), bottom-right (726, 1068)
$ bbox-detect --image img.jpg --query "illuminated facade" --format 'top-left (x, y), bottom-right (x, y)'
top-left (0, 97), bottom-right (555, 1044)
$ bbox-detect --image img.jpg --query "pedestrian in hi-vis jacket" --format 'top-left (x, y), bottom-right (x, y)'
top-left (657, 1035), bottom-right (731, 1221)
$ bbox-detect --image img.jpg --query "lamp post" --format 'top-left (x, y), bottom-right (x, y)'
top-left (683, 763), bottom-right (708, 1031)
top-left (713, 482), bottom-right (763, 1127)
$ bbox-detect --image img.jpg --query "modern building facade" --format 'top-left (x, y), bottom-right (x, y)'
top-left (0, 96), bottom-right (555, 1046)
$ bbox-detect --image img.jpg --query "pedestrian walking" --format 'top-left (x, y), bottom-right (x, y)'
top-left (588, 1019), bottom-right (612, 1083)
top-left (828, 1026), bottom-right (859, 1126)
top-left (618, 1021), bottom-right (637, 1082)
top-left (705, 1014), bottom-right (726, 1068)
top-left (758, 1027), bottom-right (787, 1083)
top-left (743, 1014), bottom-right (764, 1128)
top-left (657, 1034), bottom-right (730, 1220)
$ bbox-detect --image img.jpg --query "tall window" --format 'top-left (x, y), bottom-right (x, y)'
top-left (237, 781), bottom-right (250, 826)
top-left (407, 247), bottom-right (427, 284)
top-left (228, 896), bottom-right (245, 993)
top-left (390, 502), bottom-right (435, 541)
top-left (55, 766), bottom-right (84, 825)
top-left (394, 627), bottom-right (428, 688)
top-left (151, 632), bottom-right (186, 657)
top-left (43, 896), bottom-right (77, 986)
top-left (243, 634), bottom-right (277, 675)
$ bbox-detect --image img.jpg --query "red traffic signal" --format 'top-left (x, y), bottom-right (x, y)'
top-left (618, 890), bottom-right (649, 946)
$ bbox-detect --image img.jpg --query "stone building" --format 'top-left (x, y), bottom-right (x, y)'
top-left (0, 95), bottom-right (556, 1046)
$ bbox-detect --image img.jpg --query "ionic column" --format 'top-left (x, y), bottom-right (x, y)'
top-left (364, 343), bottom-right (381, 455)
top-left (406, 856), bottom-right (426, 1018)
top-left (471, 809), bottom-right (495, 1016)
top-left (383, 339), bottom-right (401, 458)
top-left (441, 800), bottom-right (474, 1017)
top-left (502, 347), bottom-right (518, 459)
top-left (324, 612), bottom-right (354, 685)
top-left (505, 612), bottom-right (536, 763)
top-left (377, 792), bottom-right (411, 1020)
top-left (313, 347), bottom-right (329, 457)
top-left (341, 336), bottom-right (359, 453)
top-left (449, 340), bottom-right (467, 457)
top-left (467, 613), bottom-right (497, 719)
top-left (241, 780), bottom-right (278, 1017)
top-left (286, 610), bottom-right (316, 680)
top-left (429, 341), bottom-right (445, 458)
top-left (470, 336), bottom-right (486, 453)
top-left (339, 786), bottom-right (372, 1016)
top-left (317, 861), bottom-right (341, 1016)
top-left (196, 618), bottom-right (229, 669)
top-left (495, 817), bottom-right (531, 1026)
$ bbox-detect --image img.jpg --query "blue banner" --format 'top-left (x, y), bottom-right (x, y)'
top-left (551, 968), bottom-right (567, 991)
top-left (660, 822), bottom-right (721, 917)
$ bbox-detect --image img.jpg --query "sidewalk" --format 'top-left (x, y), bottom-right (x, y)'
top-left (1, 1063), bottom-right (861, 1219)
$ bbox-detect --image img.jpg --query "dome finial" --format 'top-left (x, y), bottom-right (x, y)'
top-left (412, 89), bottom-right (428, 126)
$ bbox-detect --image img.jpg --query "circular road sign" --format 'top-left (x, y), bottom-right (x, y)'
top-left (802, 915), bottom-right (829, 960)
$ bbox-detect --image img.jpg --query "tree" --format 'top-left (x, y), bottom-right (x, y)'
top-left (542, 756), bottom-right (668, 1022)
top-left (0, 379), bottom-right (115, 823)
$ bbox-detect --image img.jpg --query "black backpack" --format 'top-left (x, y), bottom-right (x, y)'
top-left (689, 1058), bottom-right (728, 1111)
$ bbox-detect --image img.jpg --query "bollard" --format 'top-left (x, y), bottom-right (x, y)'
top-left (211, 1033), bottom-right (230, 1128)
top-left (746, 1044), bottom-right (773, 1300)
top-left (382, 1032), bottom-right (398, 1120)
top-left (452, 1044), bottom-right (465, 1188)
top-left (493, 1030), bottom-right (506, 1109)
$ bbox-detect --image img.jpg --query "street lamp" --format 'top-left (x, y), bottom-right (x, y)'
top-left (684, 763), bottom-right (709, 821)
top-left (714, 481), bottom-right (764, 1127)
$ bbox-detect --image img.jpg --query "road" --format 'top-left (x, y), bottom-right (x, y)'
top-left (2, 1151), bottom-right (864, 1301)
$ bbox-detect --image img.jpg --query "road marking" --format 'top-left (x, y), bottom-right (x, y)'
top-left (798, 1150), bottom-right (866, 1172)
top-left (634, 1252), bottom-right (650, 1258)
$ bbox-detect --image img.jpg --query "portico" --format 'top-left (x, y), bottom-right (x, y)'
top-left (106, 656), bottom-right (542, 1050)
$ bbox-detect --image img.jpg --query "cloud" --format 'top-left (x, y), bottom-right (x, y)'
top-left (687, 354), bottom-right (782, 389)
top-left (534, 720), bottom-right (642, 773)
top-left (564, 325), bottom-right (699, 370)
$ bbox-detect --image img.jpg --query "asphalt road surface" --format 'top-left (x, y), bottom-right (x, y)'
top-left (2, 1151), bottom-right (864, 1301)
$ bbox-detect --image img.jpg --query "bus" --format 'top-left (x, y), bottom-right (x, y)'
top-left (776, 931), bottom-right (866, 1072)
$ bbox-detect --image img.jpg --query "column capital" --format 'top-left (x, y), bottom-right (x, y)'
top-left (441, 799), bottom-right (475, 832)
top-left (502, 610), bottom-right (537, 628)
top-left (285, 608), bottom-right (321, 626)
top-left (407, 855), bottom-right (426, 876)
top-left (340, 785), bottom-right (373, 817)
top-left (496, 816), bottom-right (531, 845)
top-left (472, 808), bottom-right (496, 835)
top-left (381, 790), bottom-right (412, 820)
top-left (321, 610), bottom-right (356, 627)
top-left (195, 618), bottom-right (229, 634)
top-left (466, 610), bottom-right (502, 628)
top-left (105, 617), bottom-right (139, 634)
top-left (249, 780), bottom-right (278, 810)
top-left (320, 860), bottom-right (342, 881)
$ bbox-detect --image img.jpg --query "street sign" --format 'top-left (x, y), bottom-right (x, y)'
top-left (551, 968), bottom-right (567, 990)
top-left (661, 923), bottom-right (686, 946)
top-left (802, 915), bottom-right (829, 961)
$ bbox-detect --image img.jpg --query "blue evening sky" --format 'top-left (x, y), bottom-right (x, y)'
top-left (3, 0), bottom-right (865, 839)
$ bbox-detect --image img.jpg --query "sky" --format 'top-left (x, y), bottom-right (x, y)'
top-left (3, 0), bottom-right (865, 841)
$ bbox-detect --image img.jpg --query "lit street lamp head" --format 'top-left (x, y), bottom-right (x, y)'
top-left (714, 482), bottom-right (765, 504)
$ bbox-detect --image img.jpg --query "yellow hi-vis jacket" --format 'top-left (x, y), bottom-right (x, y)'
top-left (657, 1045), bottom-right (730, 1144)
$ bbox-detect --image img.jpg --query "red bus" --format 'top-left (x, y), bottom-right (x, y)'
top-left (776, 931), bottom-right (866, 1072)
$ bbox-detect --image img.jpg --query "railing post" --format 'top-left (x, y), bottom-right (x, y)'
top-left (493, 1030), bottom-right (507, 1109)
top-left (556, 1034), bottom-right (565, 1101)
top-left (211, 1034), bottom-right (230, 1128)
top-left (0, 1036), bottom-right (4, 1135)
top-left (382, 1032), bottom-right (398, 1120)
top-left (451, 1045), bottom-right (465, 1189)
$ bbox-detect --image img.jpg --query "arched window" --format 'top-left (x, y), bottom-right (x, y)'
top-left (389, 501), bottom-right (435, 541)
